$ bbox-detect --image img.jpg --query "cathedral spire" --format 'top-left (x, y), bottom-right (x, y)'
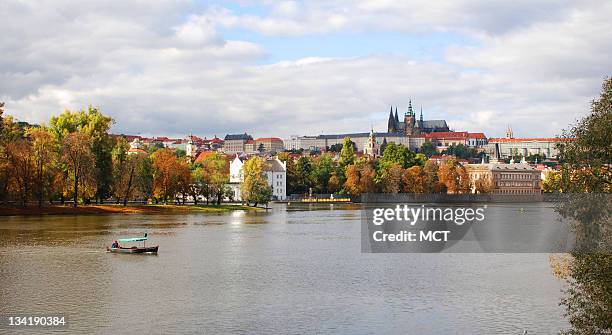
top-left (420, 106), bottom-right (423, 122)
top-left (387, 106), bottom-right (396, 132)
top-left (394, 106), bottom-right (399, 123)
top-left (408, 99), bottom-right (414, 116)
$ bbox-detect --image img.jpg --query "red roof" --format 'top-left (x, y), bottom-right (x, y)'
top-left (209, 137), bottom-right (224, 144)
top-left (128, 148), bottom-right (146, 154)
top-left (245, 139), bottom-right (255, 144)
top-left (194, 151), bottom-right (216, 163)
top-left (426, 132), bottom-right (468, 139)
top-left (467, 132), bottom-right (486, 139)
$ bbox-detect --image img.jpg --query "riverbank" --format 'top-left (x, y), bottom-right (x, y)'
top-left (0, 204), bottom-right (262, 216)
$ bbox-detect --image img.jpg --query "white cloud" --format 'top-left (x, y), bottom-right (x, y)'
top-left (0, 0), bottom-right (610, 139)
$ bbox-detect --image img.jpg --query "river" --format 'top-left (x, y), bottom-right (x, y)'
top-left (0, 203), bottom-right (568, 334)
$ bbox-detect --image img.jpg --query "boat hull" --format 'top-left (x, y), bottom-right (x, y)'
top-left (107, 246), bottom-right (158, 254)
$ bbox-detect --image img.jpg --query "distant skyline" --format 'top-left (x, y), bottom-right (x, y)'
top-left (1, 1), bottom-right (611, 139)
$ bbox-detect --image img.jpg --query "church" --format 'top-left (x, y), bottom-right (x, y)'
top-left (387, 100), bottom-right (449, 135)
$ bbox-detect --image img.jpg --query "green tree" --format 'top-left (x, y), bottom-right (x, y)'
top-left (294, 156), bottom-right (315, 194)
top-left (201, 152), bottom-right (229, 205)
top-left (312, 153), bottom-right (336, 193)
top-left (240, 156), bottom-right (272, 207)
top-left (420, 141), bottom-right (438, 157)
top-left (378, 142), bottom-right (417, 171)
top-left (339, 137), bottom-right (356, 167)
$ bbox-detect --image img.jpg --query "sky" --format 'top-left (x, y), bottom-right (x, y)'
top-left (1, 0), bottom-right (611, 139)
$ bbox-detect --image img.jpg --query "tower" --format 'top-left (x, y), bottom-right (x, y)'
top-left (186, 134), bottom-right (197, 158)
top-left (364, 127), bottom-right (378, 157)
top-left (404, 99), bottom-right (418, 135)
top-left (505, 125), bottom-right (513, 139)
top-left (387, 106), bottom-right (396, 132)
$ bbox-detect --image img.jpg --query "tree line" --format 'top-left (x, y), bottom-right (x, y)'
top-left (0, 107), bottom-right (233, 207)
top-left (279, 139), bottom-right (490, 197)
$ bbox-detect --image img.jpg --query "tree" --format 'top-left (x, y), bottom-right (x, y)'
top-left (379, 163), bottom-right (404, 193)
top-left (339, 137), bottom-right (356, 167)
top-left (4, 139), bottom-right (34, 206)
top-left (549, 77), bottom-right (611, 335)
top-left (201, 152), bottom-right (229, 205)
top-left (378, 142), bottom-right (417, 171)
top-left (27, 127), bottom-right (57, 207)
top-left (403, 166), bottom-right (427, 193)
top-left (443, 144), bottom-right (479, 160)
top-left (344, 160), bottom-right (376, 196)
top-left (50, 106), bottom-right (114, 203)
top-left (240, 156), bottom-right (271, 207)
top-left (473, 175), bottom-right (493, 194)
top-left (294, 156), bottom-right (314, 194)
top-left (420, 141), bottom-right (438, 157)
top-left (151, 148), bottom-right (182, 204)
top-left (257, 143), bottom-right (265, 153)
top-left (61, 132), bottom-right (96, 207)
top-left (423, 160), bottom-right (441, 193)
top-left (437, 157), bottom-right (470, 194)
top-left (312, 153), bottom-right (336, 193)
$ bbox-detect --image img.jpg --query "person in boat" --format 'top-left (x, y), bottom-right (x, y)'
top-left (111, 240), bottom-right (119, 248)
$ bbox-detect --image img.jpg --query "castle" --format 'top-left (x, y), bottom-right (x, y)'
top-left (387, 100), bottom-right (449, 135)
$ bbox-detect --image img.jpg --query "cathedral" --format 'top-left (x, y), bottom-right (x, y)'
top-left (387, 100), bottom-right (449, 135)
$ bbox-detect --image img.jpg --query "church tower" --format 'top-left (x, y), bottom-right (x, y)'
top-left (364, 127), bottom-right (378, 157)
top-left (505, 125), bottom-right (514, 139)
top-left (404, 99), bottom-right (419, 135)
top-left (387, 106), bottom-right (395, 132)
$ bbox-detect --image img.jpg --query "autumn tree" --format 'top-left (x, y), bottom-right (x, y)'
top-left (4, 139), bottom-right (34, 206)
top-left (379, 163), bottom-right (404, 193)
top-left (403, 166), bottom-right (427, 193)
top-left (62, 132), bottom-right (96, 207)
top-left (473, 175), bottom-right (493, 194)
top-left (151, 148), bottom-right (182, 204)
top-left (423, 160), bottom-right (441, 193)
top-left (27, 127), bottom-right (57, 207)
top-left (240, 156), bottom-right (272, 207)
top-left (278, 152), bottom-right (297, 195)
top-left (438, 157), bottom-right (470, 194)
top-left (344, 160), bottom-right (376, 196)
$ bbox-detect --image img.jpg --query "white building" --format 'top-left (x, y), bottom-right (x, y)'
top-left (228, 155), bottom-right (287, 201)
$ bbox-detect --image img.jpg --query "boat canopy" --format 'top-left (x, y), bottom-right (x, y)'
top-left (119, 237), bottom-right (147, 243)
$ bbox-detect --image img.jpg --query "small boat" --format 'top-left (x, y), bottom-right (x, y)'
top-left (107, 234), bottom-right (158, 254)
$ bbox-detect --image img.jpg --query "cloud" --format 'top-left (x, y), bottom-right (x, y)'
top-left (0, 0), bottom-right (610, 140)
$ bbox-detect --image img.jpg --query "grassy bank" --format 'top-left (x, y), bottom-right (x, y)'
top-left (0, 204), bottom-right (262, 216)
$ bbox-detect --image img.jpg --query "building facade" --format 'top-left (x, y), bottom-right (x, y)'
top-left (223, 133), bottom-right (254, 154)
top-left (465, 163), bottom-right (542, 195)
top-left (255, 137), bottom-right (284, 153)
top-left (486, 138), bottom-right (566, 159)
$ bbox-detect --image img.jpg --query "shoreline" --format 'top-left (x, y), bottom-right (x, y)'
top-left (0, 204), bottom-right (263, 217)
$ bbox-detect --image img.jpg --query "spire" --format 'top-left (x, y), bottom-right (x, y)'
top-left (394, 107), bottom-right (399, 123)
top-left (387, 107), bottom-right (396, 132)
top-left (420, 106), bottom-right (423, 122)
top-left (408, 99), bottom-right (414, 116)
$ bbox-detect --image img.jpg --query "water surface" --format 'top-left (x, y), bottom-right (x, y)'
top-left (0, 204), bottom-right (568, 334)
